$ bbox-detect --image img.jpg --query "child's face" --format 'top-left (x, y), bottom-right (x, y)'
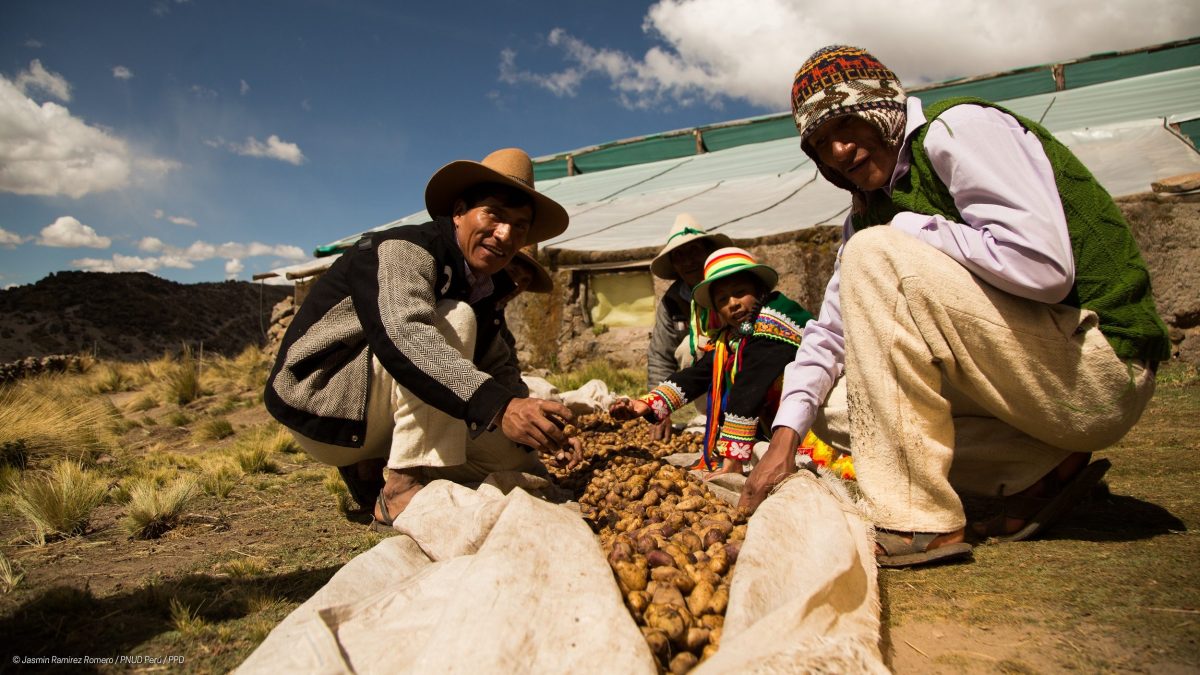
top-left (710, 273), bottom-right (761, 327)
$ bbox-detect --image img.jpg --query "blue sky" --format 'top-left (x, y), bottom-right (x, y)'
top-left (2, 0), bottom-right (1197, 288)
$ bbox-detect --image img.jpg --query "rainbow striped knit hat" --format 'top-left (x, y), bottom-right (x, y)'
top-left (790, 45), bottom-right (907, 152)
top-left (692, 247), bottom-right (779, 311)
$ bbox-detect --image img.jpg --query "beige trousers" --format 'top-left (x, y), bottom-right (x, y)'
top-left (839, 227), bottom-right (1155, 533)
top-left (292, 300), bottom-right (543, 483)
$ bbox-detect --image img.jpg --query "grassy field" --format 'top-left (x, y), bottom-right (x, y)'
top-left (0, 352), bottom-right (1196, 672)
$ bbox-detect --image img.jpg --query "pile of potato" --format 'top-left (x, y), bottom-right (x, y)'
top-left (545, 414), bottom-right (747, 674)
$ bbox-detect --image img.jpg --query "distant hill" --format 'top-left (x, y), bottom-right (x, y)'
top-left (0, 271), bottom-right (292, 362)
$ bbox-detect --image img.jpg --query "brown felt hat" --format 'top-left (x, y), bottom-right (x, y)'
top-left (511, 246), bottom-right (553, 294)
top-left (425, 148), bottom-right (569, 245)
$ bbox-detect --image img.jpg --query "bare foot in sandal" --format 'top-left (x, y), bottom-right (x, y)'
top-left (875, 528), bottom-right (972, 568)
top-left (971, 452), bottom-right (1109, 543)
top-left (373, 467), bottom-right (425, 527)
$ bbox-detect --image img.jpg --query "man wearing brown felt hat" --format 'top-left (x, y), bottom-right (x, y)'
top-left (266, 148), bottom-right (578, 529)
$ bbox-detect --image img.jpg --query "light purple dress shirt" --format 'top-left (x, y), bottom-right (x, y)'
top-left (773, 96), bottom-right (1075, 436)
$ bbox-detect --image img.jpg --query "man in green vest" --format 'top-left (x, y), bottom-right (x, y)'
top-left (740, 45), bottom-right (1170, 568)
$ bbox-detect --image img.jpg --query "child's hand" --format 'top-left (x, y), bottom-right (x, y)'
top-left (609, 397), bottom-right (650, 420)
top-left (704, 458), bottom-right (744, 480)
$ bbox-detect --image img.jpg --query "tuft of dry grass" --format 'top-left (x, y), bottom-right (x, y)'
top-left (323, 468), bottom-right (356, 515)
top-left (0, 464), bottom-right (20, 494)
top-left (90, 364), bottom-right (131, 393)
top-left (0, 385), bottom-right (113, 468)
top-left (220, 557), bottom-right (267, 578)
top-left (206, 345), bottom-right (273, 394)
top-left (199, 457), bottom-right (243, 498)
top-left (547, 359), bottom-right (645, 397)
top-left (234, 446), bottom-right (278, 474)
top-left (161, 345), bottom-right (208, 405)
top-left (122, 477), bottom-right (197, 539)
top-left (126, 394), bottom-right (158, 413)
top-left (9, 461), bottom-right (109, 544)
top-left (195, 417), bottom-right (235, 442)
top-left (168, 597), bottom-right (209, 637)
top-left (229, 424), bottom-right (295, 474)
top-left (0, 551), bottom-right (24, 593)
top-left (165, 410), bottom-right (192, 427)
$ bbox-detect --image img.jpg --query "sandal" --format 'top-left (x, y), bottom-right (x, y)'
top-left (875, 530), bottom-right (973, 568)
top-left (972, 458), bottom-right (1111, 543)
top-left (369, 491), bottom-right (396, 533)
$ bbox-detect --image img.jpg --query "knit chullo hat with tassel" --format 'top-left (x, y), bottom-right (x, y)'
top-left (790, 45), bottom-right (908, 191)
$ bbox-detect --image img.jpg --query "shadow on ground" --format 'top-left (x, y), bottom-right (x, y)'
top-left (0, 565), bottom-right (339, 672)
top-left (962, 481), bottom-right (1186, 545)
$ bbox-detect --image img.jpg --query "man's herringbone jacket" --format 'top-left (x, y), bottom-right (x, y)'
top-left (265, 217), bottom-right (527, 448)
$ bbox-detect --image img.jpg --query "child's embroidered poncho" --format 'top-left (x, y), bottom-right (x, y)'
top-left (641, 292), bottom-right (812, 468)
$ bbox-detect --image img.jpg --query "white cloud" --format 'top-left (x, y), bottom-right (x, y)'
top-left (25, 39), bottom-right (43, 49)
top-left (72, 254), bottom-right (161, 273)
top-left (113, 65), bottom-right (133, 80)
top-left (159, 255), bottom-right (195, 269)
top-left (153, 209), bottom-right (197, 226)
top-left (0, 63), bottom-right (179, 198)
top-left (15, 59), bottom-right (70, 102)
top-left (138, 236), bottom-right (164, 253)
top-left (240, 79), bottom-right (250, 95)
top-left (210, 134), bottom-right (307, 165)
top-left (301, 99), bottom-right (312, 112)
top-left (134, 237), bottom-right (307, 265)
top-left (0, 227), bottom-right (25, 248)
top-left (74, 234), bottom-right (303, 275)
top-left (502, 0), bottom-right (1200, 110)
top-left (190, 84), bottom-right (218, 99)
top-left (38, 216), bottom-right (111, 249)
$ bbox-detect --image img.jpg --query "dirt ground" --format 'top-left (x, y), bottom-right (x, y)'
top-left (0, 364), bottom-right (1197, 673)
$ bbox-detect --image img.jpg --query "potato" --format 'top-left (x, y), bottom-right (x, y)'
top-left (644, 603), bottom-right (690, 642)
top-left (687, 579), bottom-right (714, 616)
top-left (724, 541), bottom-right (742, 565)
top-left (650, 581), bottom-right (686, 608)
top-left (669, 652), bottom-right (699, 674)
top-left (626, 589), bottom-right (650, 614)
top-left (646, 549), bottom-right (675, 569)
top-left (674, 529), bottom-right (703, 553)
top-left (613, 559), bottom-right (647, 593)
top-left (684, 626), bottom-right (711, 652)
top-left (608, 538), bottom-right (633, 564)
top-left (709, 585), bottom-right (729, 614)
top-left (640, 626), bottom-right (669, 657)
top-left (651, 565), bottom-right (695, 594)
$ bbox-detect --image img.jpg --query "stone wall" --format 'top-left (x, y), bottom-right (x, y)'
top-left (508, 192), bottom-right (1200, 371)
top-left (1120, 192), bottom-right (1200, 363)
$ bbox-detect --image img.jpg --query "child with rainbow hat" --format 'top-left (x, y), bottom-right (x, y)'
top-left (613, 247), bottom-right (845, 478)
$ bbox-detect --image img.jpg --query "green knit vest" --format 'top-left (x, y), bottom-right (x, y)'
top-left (852, 96), bottom-right (1170, 362)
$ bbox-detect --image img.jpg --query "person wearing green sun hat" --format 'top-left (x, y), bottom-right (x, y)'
top-left (645, 213), bottom-right (733, 441)
top-left (612, 247), bottom-right (813, 478)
